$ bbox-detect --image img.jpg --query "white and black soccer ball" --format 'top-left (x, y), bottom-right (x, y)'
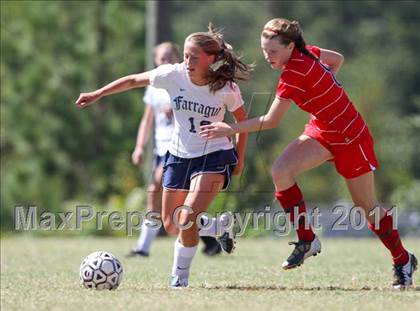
top-left (79, 251), bottom-right (123, 290)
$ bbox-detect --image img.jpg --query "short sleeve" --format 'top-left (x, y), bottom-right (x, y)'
top-left (223, 82), bottom-right (244, 112)
top-left (142, 86), bottom-right (153, 106)
top-left (149, 63), bottom-right (177, 89)
top-left (276, 71), bottom-right (304, 100)
top-left (306, 45), bottom-right (321, 58)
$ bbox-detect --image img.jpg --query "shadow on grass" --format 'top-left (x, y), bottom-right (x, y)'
top-left (200, 285), bottom-right (420, 292)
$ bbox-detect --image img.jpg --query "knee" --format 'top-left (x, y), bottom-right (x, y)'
top-left (162, 215), bottom-right (178, 235)
top-left (351, 197), bottom-right (382, 221)
top-left (350, 193), bottom-right (378, 210)
top-left (162, 211), bottom-right (195, 236)
top-left (178, 211), bottom-right (196, 227)
top-left (177, 211), bottom-right (199, 232)
top-left (352, 197), bottom-right (365, 209)
top-left (271, 161), bottom-right (295, 185)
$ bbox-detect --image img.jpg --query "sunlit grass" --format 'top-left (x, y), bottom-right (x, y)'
top-left (1, 236), bottom-right (420, 310)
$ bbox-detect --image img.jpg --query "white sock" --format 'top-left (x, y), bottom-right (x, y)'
top-left (171, 239), bottom-right (198, 280)
top-left (135, 219), bottom-right (160, 253)
top-left (198, 214), bottom-right (233, 237)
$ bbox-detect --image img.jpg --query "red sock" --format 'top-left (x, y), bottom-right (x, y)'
top-left (368, 213), bottom-right (408, 265)
top-left (275, 183), bottom-right (314, 242)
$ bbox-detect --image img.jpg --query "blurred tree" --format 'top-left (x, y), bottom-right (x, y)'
top-left (1, 1), bottom-right (146, 230)
top-left (1, 0), bottom-right (419, 233)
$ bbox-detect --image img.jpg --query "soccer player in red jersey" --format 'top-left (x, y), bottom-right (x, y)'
top-left (200, 18), bottom-right (417, 289)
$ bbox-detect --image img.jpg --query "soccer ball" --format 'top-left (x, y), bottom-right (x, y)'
top-left (79, 251), bottom-right (123, 290)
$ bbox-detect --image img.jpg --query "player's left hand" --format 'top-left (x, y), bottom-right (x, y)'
top-left (200, 122), bottom-right (234, 139)
top-left (75, 91), bottom-right (102, 108)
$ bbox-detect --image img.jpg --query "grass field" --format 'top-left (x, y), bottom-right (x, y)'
top-left (1, 236), bottom-right (420, 311)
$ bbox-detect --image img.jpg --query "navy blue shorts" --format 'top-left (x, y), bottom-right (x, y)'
top-left (162, 149), bottom-right (238, 191)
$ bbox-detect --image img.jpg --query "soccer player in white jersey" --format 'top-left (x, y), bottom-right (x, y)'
top-left (76, 24), bottom-right (252, 288)
top-left (128, 42), bottom-right (222, 258)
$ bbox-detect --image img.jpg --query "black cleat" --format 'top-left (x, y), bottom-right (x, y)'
top-left (392, 252), bottom-right (417, 290)
top-left (126, 249), bottom-right (149, 258)
top-left (217, 231), bottom-right (235, 254)
top-left (201, 236), bottom-right (222, 256)
top-left (216, 213), bottom-right (236, 254)
top-left (282, 236), bottom-right (321, 270)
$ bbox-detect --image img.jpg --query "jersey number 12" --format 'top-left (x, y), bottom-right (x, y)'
top-left (188, 117), bottom-right (210, 133)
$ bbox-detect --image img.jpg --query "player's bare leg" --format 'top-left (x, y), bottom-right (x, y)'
top-left (161, 175), bottom-right (221, 252)
top-left (272, 135), bottom-right (332, 269)
top-left (272, 135), bottom-right (333, 190)
top-left (169, 173), bottom-right (224, 288)
top-left (179, 173), bottom-right (225, 246)
top-left (162, 188), bottom-right (188, 235)
top-left (346, 172), bottom-right (417, 289)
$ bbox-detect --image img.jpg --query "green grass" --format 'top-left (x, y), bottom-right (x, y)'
top-left (1, 236), bottom-right (420, 311)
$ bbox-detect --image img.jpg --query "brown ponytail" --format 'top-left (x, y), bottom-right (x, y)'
top-left (261, 18), bottom-right (318, 61)
top-left (186, 23), bottom-right (254, 93)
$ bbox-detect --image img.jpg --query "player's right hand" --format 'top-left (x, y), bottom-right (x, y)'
top-left (199, 121), bottom-right (234, 139)
top-left (132, 147), bottom-right (144, 166)
top-left (75, 91), bottom-right (101, 109)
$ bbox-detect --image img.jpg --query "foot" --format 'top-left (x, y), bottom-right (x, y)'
top-left (217, 232), bottom-right (235, 254)
top-left (201, 236), bottom-right (222, 256)
top-left (169, 275), bottom-right (188, 288)
top-left (392, 252), bottom-right (417, 290)
top-left (217, 213), bottom-right (236, 254)
top-left (282, 235), bottom-right (321, 270)
top-left (126, 249), bottom-right (149, 258)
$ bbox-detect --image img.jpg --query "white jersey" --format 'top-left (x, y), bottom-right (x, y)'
top-left (143, 86), bottom-right (174, 156)
top-left (149, 63), bottom-right (244, 158)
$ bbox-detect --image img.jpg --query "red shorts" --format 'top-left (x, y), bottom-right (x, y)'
top-left (303, 124), bottom-right (379, 179)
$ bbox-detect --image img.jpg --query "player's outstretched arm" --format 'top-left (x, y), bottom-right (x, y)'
top-left (75, 71), bottom-right (151, 108)
top-left (230, 105), bottom-right (248, 176)
top-left (200, 97), bottom-right (292, 139)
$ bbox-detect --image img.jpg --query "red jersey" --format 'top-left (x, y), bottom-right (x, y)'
top-left (276, 46), bottom-right (368, 145)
